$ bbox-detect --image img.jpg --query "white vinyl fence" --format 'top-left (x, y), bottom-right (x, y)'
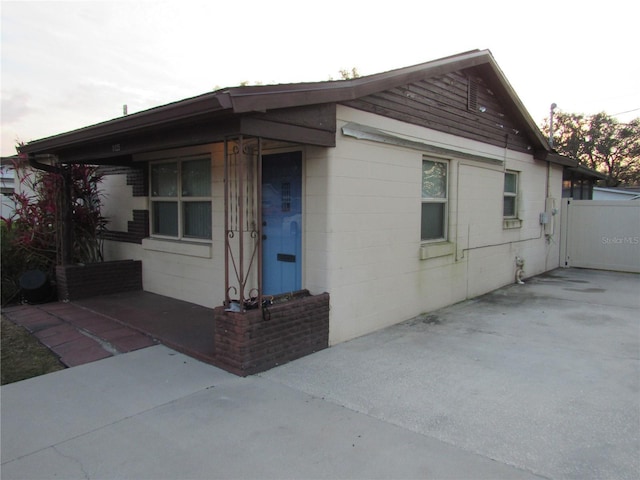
top-left (560, 199), bottom-right (640, 273)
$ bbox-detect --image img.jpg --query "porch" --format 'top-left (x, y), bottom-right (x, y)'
top-left (3, 288), bottom-right (329, 376)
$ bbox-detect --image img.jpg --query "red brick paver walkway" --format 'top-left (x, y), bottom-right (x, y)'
top-left (2, 302), bottom-right (157, 367)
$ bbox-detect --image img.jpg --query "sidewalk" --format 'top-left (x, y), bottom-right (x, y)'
top-left (1, 345), bottom-right (544, 480)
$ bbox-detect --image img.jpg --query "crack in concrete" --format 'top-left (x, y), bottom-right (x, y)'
top-left (78, 329), bottom-right (121, 356)
top-left (52, 446), bottom-right (91, 479)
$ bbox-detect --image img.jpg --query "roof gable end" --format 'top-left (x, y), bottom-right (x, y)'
top-left (340, 65), bottom-right (536, 154)
top-left (222, 49), bottom-right (554, 156)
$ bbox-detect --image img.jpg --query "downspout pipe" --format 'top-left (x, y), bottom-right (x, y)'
top-left (27, 154), bottom-right (73, 265)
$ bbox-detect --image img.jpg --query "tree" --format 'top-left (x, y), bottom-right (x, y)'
top-left (328, 67), bottom-right (361, 81)
top-left (543, 111), bottom-right (640, 187)
top-left (339, 67), bottom-right (360, 80)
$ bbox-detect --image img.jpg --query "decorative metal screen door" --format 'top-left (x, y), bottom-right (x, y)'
top-left (224, 136), bottom-right (262, 307)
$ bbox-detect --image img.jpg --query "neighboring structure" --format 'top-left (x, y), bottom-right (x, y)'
top-left (592, 186), bottom-right (640, 200)
top-left (1, 157), bottom-right (18, 219)
top-left (562, 165), bottom-right (607, 200)
top-left (18, 50), bottom-right (573, 350)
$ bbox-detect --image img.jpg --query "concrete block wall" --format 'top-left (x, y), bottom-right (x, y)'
top-left (100, 144), bottom-right (228, 309)
top-left (319, 106), bottom-right (562, 344)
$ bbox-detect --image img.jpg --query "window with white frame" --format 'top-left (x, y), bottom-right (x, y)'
top-left (503, 171), bottom-right (518, 218)
top-left (421, 158), bottom-right (448, 241)
top-left (150, 156), bottom-right (212, 240)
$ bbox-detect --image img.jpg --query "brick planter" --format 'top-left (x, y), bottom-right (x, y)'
top-left (56, 260), bottom-right (143, 301)
top-left (213, 290), bottom-right (330, 376)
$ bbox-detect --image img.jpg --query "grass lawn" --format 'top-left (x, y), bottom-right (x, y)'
top-left (1, 315), bottom-right (65, 385)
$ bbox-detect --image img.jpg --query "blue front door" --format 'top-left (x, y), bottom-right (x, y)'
top-left (262, 152), bottom-right (302, 295)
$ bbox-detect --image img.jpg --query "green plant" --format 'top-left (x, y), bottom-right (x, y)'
top-left (1, 222), bottom-right (24, 305)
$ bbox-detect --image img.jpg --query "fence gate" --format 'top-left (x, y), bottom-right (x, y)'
top-left (560, 199), bottom-right (640, 273)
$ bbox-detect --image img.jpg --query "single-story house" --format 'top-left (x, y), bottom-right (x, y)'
top-left (18, 49), bottom-right (574, 374)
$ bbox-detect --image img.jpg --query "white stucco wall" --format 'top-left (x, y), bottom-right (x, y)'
top-left (317, 106), bottom-right (562, 344)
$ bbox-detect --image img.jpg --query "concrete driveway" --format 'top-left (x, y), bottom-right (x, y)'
top-left (2, 268), bottom-right (638, 479)
top-left (265, 268), bottom-right (640, 479)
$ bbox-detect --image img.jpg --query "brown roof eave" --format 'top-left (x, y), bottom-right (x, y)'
top-left (566, 164), bottom-right (608, 180)
top-left (19, 92), bottom-right (232, 155)
top-left (534, 150), bottom-right (576, 167)
top-left (227, 50), bottom-right (492, 113)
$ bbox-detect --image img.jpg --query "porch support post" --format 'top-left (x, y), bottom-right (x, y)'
top-left (223, 140), bottom-right (230, 304)
top-left (256, 137), bottom-right (263, 307)
top-left (60, 166), bottom-right (73, 265)
top-left (238, 135), bottom-right (245, 302)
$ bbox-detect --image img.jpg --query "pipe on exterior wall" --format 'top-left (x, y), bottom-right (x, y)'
top-left (515, 256), bottom-right (525, 284)
top-left (454, 159), bottom-right (460, 262)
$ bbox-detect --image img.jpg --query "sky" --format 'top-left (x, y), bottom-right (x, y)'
top-left (1, 0), bottom-right (639, 157)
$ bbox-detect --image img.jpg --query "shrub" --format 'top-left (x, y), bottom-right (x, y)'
top-left (1, 159), bottom-right (106, 305)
